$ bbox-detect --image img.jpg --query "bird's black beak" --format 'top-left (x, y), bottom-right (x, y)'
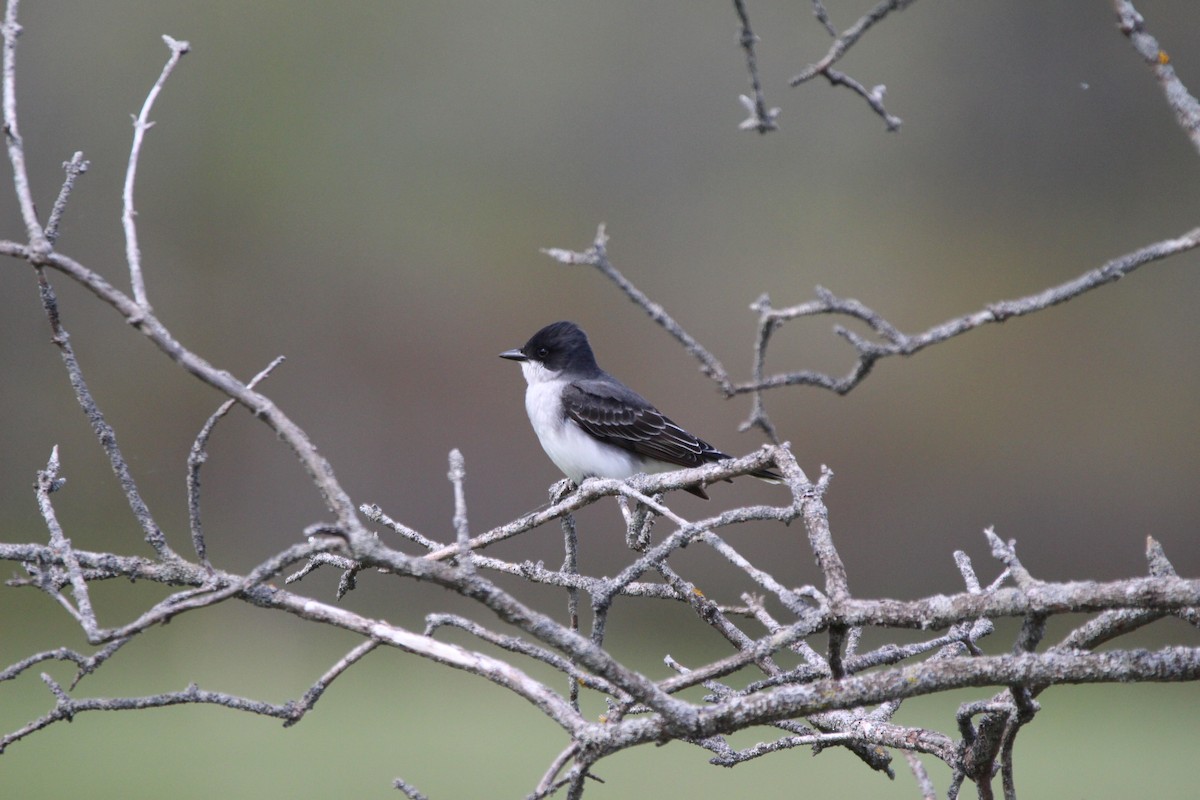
top-left (499, 348), bottom-right (527, 362)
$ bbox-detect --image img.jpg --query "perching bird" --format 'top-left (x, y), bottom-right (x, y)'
top-left (499, 321), bottom-right (780, 498)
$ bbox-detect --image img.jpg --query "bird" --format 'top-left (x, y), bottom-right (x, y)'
top-left (499, 320), bottom-right (780, 499)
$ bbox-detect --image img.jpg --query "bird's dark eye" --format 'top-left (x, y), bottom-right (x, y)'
top-left (537, 347), bottom-right (549, 358)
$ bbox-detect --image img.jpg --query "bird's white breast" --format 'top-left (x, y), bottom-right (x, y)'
top-left (523, 377), bottom-right (643, 484)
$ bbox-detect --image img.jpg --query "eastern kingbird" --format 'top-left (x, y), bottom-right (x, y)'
top-left (500, 321), bottom-right (780, 499)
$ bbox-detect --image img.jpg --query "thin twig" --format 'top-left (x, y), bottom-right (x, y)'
top-left (1, 679), bottom-right (296, 754)
top-left (560, 494), bottom-right (582, 710)
top-left (448, 449), bottom-right (473, 572)
top-left (790, 0), bottom-right (915, 129)
top-left (361, 503), bottom-right (443, 551)
top-left (34, 448), bottom-right (98, 634)
top-left (392, 778), bottom-right (429, 800)
top-left (122, 34), bottom-right (189, 308)
top-left (732, 0), bottom-right (780, 133)
top-left (1, 0), bottom-right (47, 252)
top-left (904, 749), bottom-right (938, 799)
top-left (1114, 0), bottom-right (1200, 156)
top-left (30, 263), bottom-right (177, 561)
top-left (542, 224), bottom-right (733, 390)
top-left (44, 151), bottom-right (88, 245)
top-left (284, 639), bottom-right (380, 726)
top-left (188, 356), bottom-right (286, 566)
top-left (425, 613), bottom-right (623, 698)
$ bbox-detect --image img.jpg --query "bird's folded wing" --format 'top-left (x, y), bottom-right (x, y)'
top-left (561, 379), bottom-right (726, 468)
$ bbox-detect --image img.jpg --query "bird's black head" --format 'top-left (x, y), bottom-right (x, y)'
top-left (500, 321), bottom-right (600, 375)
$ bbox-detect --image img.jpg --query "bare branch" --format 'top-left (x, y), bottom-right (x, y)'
top-left (44, 151), bottom-right (89, 245)
top-left (361, 503), bottom-right (443, 551)
top-left (0, 639), bottom-right (126, 689)
top-left (0, 241), bottom-right (369, 544)
top-left (1114, 0), bottom-right (1200, 156)
top-left (284, 640), bottom-right (381, 727)
top-left (741, 225), bottom-right (1200, 399)
top-left (689, 646), bottom-right (1200, 739)
top-left (425, 613), bottom-right (624, 699)
top-left (542, 224), bottom-right (734, 392)
top-left (34, 448), bottom-right (98, 633)
top-left (27, 258), bottom-right (177, 560)
top-left (904, 749), bottom-right (939, 800)
top-left (0, 675), bottom-right (303, 754)
top-left (560, 490), bottom-right (582, 710)
top-left (392, 778), bottom-right (429, 800)
top-left (448, 449), bottom-right (473, 571)
top-left (789, 0), bottom-right (916, 130)
top-left (2, 5), bottom-right (1197, 797)
top-left (731, 0), bottom-right (780, 133)
top-left (122, 34), bottom-right (189, 309)
top-left (1, 0), bottom-right (46, 252)
top-left (422, 445), bottom-right (786, 560)
top-left (809, 1), bottom-right (837, 38)
top-left (546, 222), bottom-right (1200, 437)
top-left (188, 356), bottom-right (286, 566)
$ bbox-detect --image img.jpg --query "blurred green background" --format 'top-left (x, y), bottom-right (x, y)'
top-left (1, 1), bottom-right (1197, 797)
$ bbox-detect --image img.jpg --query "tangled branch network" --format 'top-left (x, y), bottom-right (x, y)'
top-left (1, 2), bottom-right (1198, 799)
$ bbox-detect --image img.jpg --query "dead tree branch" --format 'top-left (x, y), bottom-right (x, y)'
top-left (1, 1), bottom-right (1196, 798)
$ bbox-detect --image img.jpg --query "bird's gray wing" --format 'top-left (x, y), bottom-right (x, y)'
top-left (561, 378), bottom-right (727, 469)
